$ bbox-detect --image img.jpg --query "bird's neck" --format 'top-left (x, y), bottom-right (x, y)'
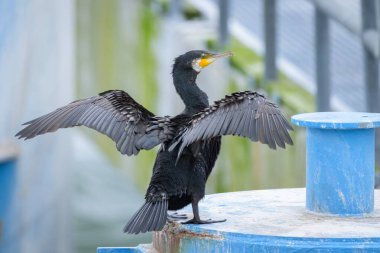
top-left (173, 69), bottom-right (209, 115)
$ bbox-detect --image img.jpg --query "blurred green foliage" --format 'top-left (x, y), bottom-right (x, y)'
top-left (76, 0), bottom-right (158, 190)
top-left (133, 0), bottom-right (159, 189)
top-left (76, 0), bottom-right (121, 164)
top-left (182, 2), bottom-right (203, 20)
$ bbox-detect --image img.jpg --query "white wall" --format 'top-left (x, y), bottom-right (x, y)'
top-left (0, 0), bottom-right (75, 252)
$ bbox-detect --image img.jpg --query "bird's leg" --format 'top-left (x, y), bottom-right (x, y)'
top-left (167, 211), bottom-right (188, 221)
top-left (182, 199), bottom-right (226, 224)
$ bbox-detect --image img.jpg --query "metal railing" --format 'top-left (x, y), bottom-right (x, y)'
top-left (216, 0), bottom-right (380, 163)
top-left (217, 0), bottom-right (379, 112)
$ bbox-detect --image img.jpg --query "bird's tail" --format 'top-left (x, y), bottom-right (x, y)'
top-left (123, 199), bottom-right (168, 234)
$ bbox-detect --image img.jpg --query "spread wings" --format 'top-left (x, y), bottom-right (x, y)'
top-left (16, 90), bottom-right (176, 156)
top-left (171, 91), bottom-right (293, 156)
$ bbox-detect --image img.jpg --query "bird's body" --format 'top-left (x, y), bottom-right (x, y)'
top-left (146, 134), bottom-right (221, 211)
top-left (16, 50), bottom-right (293, 234)
top-left (147, 125), bottom-right (221, 212)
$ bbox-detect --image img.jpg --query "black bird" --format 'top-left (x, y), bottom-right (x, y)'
top-left (16, 50), bottom-right (293, 234)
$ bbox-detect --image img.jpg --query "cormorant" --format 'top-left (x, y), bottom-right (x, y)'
top-left (16, 50), bottom-right (293, 234)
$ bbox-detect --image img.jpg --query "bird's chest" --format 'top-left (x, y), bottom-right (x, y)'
top-left (149, 136), bottom-right (221, 195)
top-left (191, 137), bottom-right (222, 178)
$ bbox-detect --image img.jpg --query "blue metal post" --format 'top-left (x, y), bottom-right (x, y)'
top-left (306, 128), bottom-right (373, 214)
top-left (292, 112), bottom-right (380, 216)
top-left (0, 156), bottom-right (17, 252)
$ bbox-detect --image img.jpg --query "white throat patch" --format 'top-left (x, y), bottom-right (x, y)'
top-left (191, 59), bottom-right (202, 72)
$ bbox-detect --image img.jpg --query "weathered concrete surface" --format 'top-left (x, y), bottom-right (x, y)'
top-left (153, 188), bottom-right (380, 252)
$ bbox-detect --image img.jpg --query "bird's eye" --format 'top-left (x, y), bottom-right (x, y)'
top-left (201, 53), bottom-right (205, 58)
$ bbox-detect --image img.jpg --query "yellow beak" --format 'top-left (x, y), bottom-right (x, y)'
top-left (199, 51), bottom-right (233, 68)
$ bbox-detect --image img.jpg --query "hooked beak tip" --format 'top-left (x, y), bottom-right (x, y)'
top-left (212, 51), bottom-right (233, 59)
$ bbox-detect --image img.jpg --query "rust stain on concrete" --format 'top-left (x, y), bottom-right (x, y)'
top-left (153, 221), bottom-right (223, 253)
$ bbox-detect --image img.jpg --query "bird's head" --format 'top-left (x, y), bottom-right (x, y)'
top-left (173, 50), bottom-right (233, 74)
top-left (172, 50), bottom-right (233, 113)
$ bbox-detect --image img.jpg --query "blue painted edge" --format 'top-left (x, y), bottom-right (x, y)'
top-left (98, 233), bottom-right (380, 253)
top-left (97, 228), bottom-right (380, 252)
top-left (97, 246), bottom-right (146, 253)
top-left (291, 112), bottom-right (380, 129)
top-left (181, 225), bottom-right (380, 249)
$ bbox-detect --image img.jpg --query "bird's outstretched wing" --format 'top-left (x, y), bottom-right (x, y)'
top-left (16, 90), bottom-right (176, 156)
top-left (171, 91), bottom-right (293, 156)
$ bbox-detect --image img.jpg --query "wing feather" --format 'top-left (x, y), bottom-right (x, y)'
top-left (212, 112), bottom-right (225, 137)
top-left (269, 114), bottom-right (284, 148)
top-left (220, 110), bottom-right (233, 134)
top-left (232, 109), bottom-right (245, 135)
top-left (170, 91), bottom-right (293, 156)
top-left (264, 112), bottom-right (276, 149)
top-left (16, 90), bottom-right (176, 156)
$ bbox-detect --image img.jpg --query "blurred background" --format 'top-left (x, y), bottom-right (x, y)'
top-left (1, 0), bottom-right (380, 252)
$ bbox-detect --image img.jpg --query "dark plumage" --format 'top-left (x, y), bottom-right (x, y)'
top-left (15, 50), bottom-right (293, 234)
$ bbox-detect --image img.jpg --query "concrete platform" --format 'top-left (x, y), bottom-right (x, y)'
top-left (99, 188), bottom-right (380, 252)
top-left (154, 188), bottom-right (380, 252)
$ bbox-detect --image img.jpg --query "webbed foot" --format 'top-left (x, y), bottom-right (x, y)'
top-left (182, 218), bottom-right (226, 224)
top-left (167, 212), bottom-right (188, 221)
